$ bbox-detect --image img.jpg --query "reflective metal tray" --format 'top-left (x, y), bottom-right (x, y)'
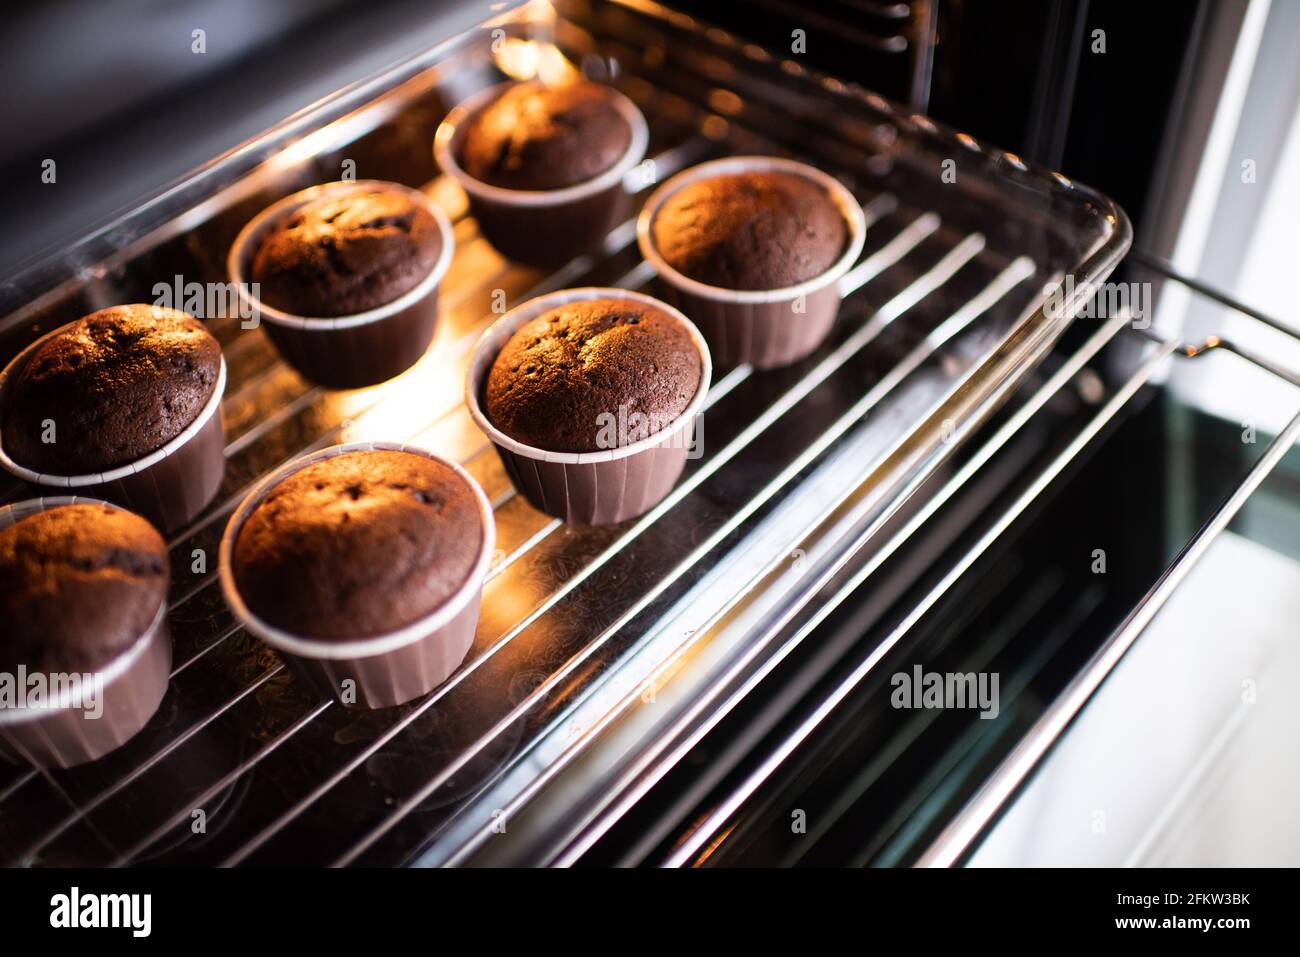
top-left (0, 0), bottom-right (1128, 866)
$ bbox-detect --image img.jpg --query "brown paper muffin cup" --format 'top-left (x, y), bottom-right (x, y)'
top-left (0, 336), bottom-right (227, 531)
top-left (637, 156), bottom-right (867, 370)
top-left (218, 442), bottom-right (494, 710)
top-left (0, 497), bottom-right (172, 769)
top-left (434, 82), bottom-right (649, 269)
top-left (228, 180), bottom-right (454, 389)
top-left (466, 288), bottom-right (713, 526)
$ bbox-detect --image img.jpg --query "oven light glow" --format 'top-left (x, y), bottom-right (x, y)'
top-left (492, 39), bottom-right (578, 85)
top-left (494, 38), bottom-right (541, 80)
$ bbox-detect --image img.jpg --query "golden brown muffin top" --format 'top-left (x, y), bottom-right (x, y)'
top-left (0, 504), bottom-right (168, 673)
top-left (653, 171), bottom-right (848, 290)
top-left (233, 450), bottom-right (483, 640)
top-left (485, 298), bottom-right (701, 453)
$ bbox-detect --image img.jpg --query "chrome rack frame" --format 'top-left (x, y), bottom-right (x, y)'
top-left (582, 260), bottom-right (1300, 868)
top-left (575, 261), bottom-right (1300, 869)
top-left (918, 265), bottom-right (1300, 867)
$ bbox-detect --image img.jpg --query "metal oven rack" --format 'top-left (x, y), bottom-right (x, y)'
top-left (0, 0), bottom-right (1129, 866)
top-left (913, 265), bottom-right (1300, 866)
top-left (643, 284), bottom-right (1300, 868)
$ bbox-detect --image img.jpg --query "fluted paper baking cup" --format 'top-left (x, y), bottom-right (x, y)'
top-left (0, 337), bottom-right (227, 531)
top-left (434, 81), bottom-right (649, 268)
top-left (466, 287), bottom-right (712, 525)
top-left (637, 155), bottom-right (866, 369)
top-left (228, 179), bottom-right (454, 388)
top-left (0, 497), bottom-right (172, 769)
top-left (218, 442), bottom-right (494, 709)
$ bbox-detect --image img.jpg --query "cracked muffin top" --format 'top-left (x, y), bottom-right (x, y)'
top-left (249, 186), bottom-right (443, 318)
top-left (0, 503), bottom-right (169, 673)
top-left (484, 298), bottom-right (702, 453)
top-left (2, 305), bottom-right (221, 474)
top-left (232, 449), bottom-right (483, 640)
top-left (457, 81), bottom-right (632, 191)
top-left (652, 170), bottom-right (849, 290)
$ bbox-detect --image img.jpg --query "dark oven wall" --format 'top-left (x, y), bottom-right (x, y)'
top-left (0, 0), bottom-right (497, 283)
top-left (0, 0), bottom-right (1200, 285)
top-left (669, 0), bottom-right (1204, 246)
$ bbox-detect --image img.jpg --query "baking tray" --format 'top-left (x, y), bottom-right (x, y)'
top-left (0, 0), bottom-right (1129, 866)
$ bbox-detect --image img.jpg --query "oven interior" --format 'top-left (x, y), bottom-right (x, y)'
top-left (0, 0), bottom-right (1296, 868)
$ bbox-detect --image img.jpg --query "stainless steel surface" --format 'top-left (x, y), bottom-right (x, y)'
top-left (923, 403), bottom-right (1300, 866)
top-left (642, 315), bottom-right (1164, 866)
top-left (0, 0), bottom-right (1127, 866)
top-left (638, 273), bottom-right (1300, 867)
top-left (969, 527), bottom-right (1300, 868)
top-left (917, 302), bottom-right (1300, 867)
top-left (1128, 250), bottom-right (1300, 356)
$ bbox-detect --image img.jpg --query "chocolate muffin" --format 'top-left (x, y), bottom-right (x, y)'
top-left (652, 171), bottom-right (849, 290)
top-left (2, 305), bottom-right (221, 474)
top-left (458, 81), bottom-right (632, 191)
top-left (249, 187), bottom-right (443, 317)
top-left (0, 504), bottom-right (168, 674)
top-left (232, 450), bottom-right (483, 640)
top-left (484, 298), bottom-right (702, 453)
